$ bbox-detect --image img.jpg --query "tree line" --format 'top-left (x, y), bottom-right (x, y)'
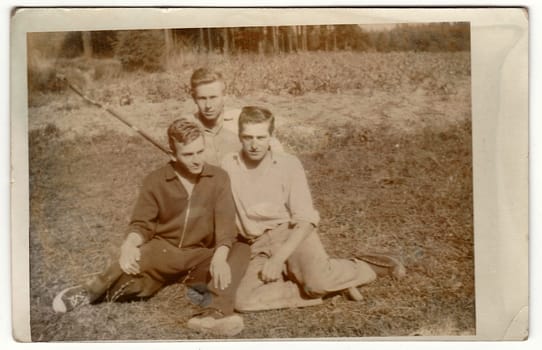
top-left (48, 23), bottom-right (469, 71)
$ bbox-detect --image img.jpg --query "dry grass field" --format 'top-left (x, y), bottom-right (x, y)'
top-left (28, 51), bottom-right (473, 340)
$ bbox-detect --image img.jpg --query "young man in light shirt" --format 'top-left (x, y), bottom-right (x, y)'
top-left (221, 106), bottom-right (406, 311)
top-left (52, 118), bottom-right (250, 336)
top-left (184, 68), bottom-right (283, 166)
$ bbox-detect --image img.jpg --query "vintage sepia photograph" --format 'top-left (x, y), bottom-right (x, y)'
top-left (10, 8), bottom-right (528, 343)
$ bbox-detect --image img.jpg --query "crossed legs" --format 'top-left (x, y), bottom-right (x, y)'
top-left (235, 224), bottom-right (377, 312)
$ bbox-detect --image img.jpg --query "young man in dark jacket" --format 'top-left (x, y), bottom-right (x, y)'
top-left (52, 118), bottom-right (250, 336)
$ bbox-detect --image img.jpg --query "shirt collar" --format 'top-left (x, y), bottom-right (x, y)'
top-left (232, 149), bottom-right (278, 169)
top-left (223, 111), bottom-right (234, 121)
top-left (164, 162), bottom-right (215, 181)
top-left (196, 111), bottom-right (224, 135)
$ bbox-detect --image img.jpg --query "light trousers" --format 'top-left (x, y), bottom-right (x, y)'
top-left (235, 223), bottom-right (376, 312)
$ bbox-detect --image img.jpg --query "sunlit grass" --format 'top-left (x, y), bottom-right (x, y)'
top-left (28, 51), bottom-right (474, 340)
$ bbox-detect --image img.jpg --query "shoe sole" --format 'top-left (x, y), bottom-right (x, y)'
top-left (187, 315), bottom-right (244, 337)
top-left (346, 286), bottom-right (364, 301)
top-left (356, 253), bottom-right (407, 279)
top-left (52, 285), bottom-right (83, 313)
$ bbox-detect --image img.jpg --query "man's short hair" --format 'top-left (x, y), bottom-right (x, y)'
top-left (167, 118), bottom-right (203, 152)
top-left (190, 68), bottom-right (225, 91)
top-left (238, 106), bottom-right (275, 134)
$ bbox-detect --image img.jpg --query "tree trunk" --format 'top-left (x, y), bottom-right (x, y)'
top-left (280, 27), bottom-right (284, 52)
top-left (302, 26), bottom-right (308, 51)
top-left (289, 26), bottom-right (297, 52)
top-left (207, 28), bottom-right (213, 53)
top-left (199, 28), bottom-right (205, 52)
top-left (230, 28), bottom-right (236, 54)
top-left (164, 29), bottom-right (173, 69)
top-left (223, 27), bottom-right (229, 55)
top-left (332, 27), bottom-right (338, 51)
top-left (259, 27), bottom-right (267, 54)
top-left (286, 27), bottom-right (293, 52)
top-left (324, 25), bottom-right (329, 51)
top-left (282, 27), bottom-right (287, 52)
top-left (297, 26), bottom-right (302, 50)
top-left (81, 31), bottom-right (92, 58)
top-left (312, 25), bottom-right (321, 50)
top-left (272, 26), bottom-right (279, 54)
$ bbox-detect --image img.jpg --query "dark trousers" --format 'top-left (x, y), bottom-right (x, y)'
top-left (84, 239), bottom-right (250, 315)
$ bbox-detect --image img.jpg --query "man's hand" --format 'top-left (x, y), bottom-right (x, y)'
top-left (210, 246), bottom-right (231, 290)
top-left (119, 232), bottom-right (143, 275)
top-left (259, 221), bottom-right (314, 283)
top-left (260, 255), bottom-right (286, 283)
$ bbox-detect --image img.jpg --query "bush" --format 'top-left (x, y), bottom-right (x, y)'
top-left (27, 62), bottom-right (63, 94)
top-left (114, 30), bottom-right (166, 72)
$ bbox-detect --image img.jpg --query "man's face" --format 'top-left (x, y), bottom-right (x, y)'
top-left (240, 122), bottom-right (272, 163)
top-left (192, 81), bottom-right (225, 124)
top-left (174, 136), bottom-right (205, 176)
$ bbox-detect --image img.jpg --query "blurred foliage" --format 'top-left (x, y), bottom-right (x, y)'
top-left (368, 23), bottom-right (470, 52)
top-left (27, 51), bottom-right (470, 108)
top-left (27, 23), bottom-right (470, 73)
top-left (114, 30), bottom-right (166, 72)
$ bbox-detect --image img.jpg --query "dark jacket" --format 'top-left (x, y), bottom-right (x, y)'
top-left (127, 162), bottom-right (236, 249)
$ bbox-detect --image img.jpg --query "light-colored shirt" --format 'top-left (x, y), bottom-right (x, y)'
top-left (182, 109), bottom-right (242, 166)
top-left (183, 109), bottom-right (284, 166)
top-left (221, 151), bottom-right (320, 239)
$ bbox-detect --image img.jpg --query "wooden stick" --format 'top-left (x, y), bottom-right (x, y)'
top-left (62, 76), bottom-right (174, 159)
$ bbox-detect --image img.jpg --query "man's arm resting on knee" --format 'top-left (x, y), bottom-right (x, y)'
top-left (210, 245), bottom-right (232, 290)
top-left (119, 232), bottom-right (144, 275)
top-left (260, 221), bottom-right (314, 283)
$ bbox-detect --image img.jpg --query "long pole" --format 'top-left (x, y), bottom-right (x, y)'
top-left (61, 77), bottom-right (174, 160)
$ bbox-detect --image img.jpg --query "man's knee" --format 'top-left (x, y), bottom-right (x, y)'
top-left (137, 240), bottom-right (169, 273)
top-left (111, 274), bottom-right (161, 301)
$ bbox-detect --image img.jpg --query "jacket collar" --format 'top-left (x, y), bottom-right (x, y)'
top-left (164, 161), bottom-right (215, 181)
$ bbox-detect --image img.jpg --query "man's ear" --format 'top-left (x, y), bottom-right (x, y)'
top-left (169, 139), bottom-right (177, 155)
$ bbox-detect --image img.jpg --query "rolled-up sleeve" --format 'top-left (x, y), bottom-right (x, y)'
top-left (287, 157), bottom-right (320, 226)
top-left (213, 172), bottom-right (237, 249)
